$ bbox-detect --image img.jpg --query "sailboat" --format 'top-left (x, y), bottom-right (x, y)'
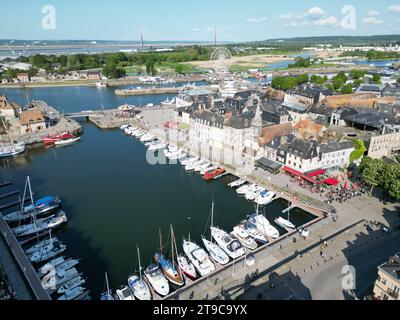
top-left (274, 202), bottom-right (296, 230)
top-left (201, 202), bottom-right (230, 266)
top-left (248, 205), bottom-right (280, 240)
top-left (0, 118), bottom-right (25, 158)
top-left (154, 226), bottom-right (184, 287)
top-left (100, 273), bottom-right (115, 301)
top-left (177, 255), bottom-right (197, 280)
top-left (128, 245), bottom-right (152, 300)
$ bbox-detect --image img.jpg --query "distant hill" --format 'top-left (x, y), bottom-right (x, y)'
top-left (253, 35), bottom-right (400, 47)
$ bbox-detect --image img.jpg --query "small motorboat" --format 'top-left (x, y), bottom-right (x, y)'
top-left (231, 226), bottom-right (258, 250)
top-left (210, 227), bottom-right (245, 259)
top-left (54, 136), bottom-right (81, 147)
top-left (255, 190), bottom-right (276, 206)
top-left (128, 275), bottom-right (152, 300)
top-left (182, 240), bottom-right (215, 277)
top-left (144, 264), bottom-right (170, 297)
top-left (43, 133), bottom-right (74, 145)
top-left (203, 168), bottom-right (225, 181)
top-left (274, 217), bottom-right (296, 230)
top-left (238, 220), bottom-right (268, 245)
top-left (229, 179), bottom-right (247, 188)
top-left (115, 286), bottom-right (135, 300)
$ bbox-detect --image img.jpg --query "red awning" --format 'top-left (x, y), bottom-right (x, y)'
top-left (282, 166), bottom-right (317, 184)
top-left (324, 178), bottom-right (340, 186)
top-left (307, 169), bottom-right (326, 178)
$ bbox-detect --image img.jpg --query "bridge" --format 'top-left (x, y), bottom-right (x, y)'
top-left (65, 110), bottom-right (105, 118)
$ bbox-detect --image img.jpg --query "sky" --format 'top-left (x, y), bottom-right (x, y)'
top-left (1, 0), bottom-right (400, 42)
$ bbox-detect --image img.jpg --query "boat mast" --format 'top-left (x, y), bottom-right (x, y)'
top-left (210, 201), bottom-right (214, 242)
top-left (105, 272), bottom-right (111, 296)
top-left (137, 244), bottom-right (143, 282)
top-left (171, 224), bottom-right (183, 279)
top-left (159, 228), bottom-right (163, 255)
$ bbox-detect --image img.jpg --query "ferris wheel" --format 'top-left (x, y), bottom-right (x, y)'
top-left (210, 47), bottom-right (232, 73)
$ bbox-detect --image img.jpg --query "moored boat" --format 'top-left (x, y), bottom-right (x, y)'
top-left (182, 240), bottom-right (215, 277)
top-left (211, 227), bottom-right (245, 259)
top-left (248, 213), bottom-right (280, 240)
top-left (177, 255), bottom-right (197, 280)
top-left (274, 217), bottom-right (296, 230)
top-left (144, 264), bottom-right (170, 297)
top-left (203, 168), bottom-right (225, 181)
top-left (154, 253), bottom-right (184, 287)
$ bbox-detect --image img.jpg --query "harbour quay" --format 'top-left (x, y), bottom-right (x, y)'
top-left (17, 101), bottom-right (83, 149)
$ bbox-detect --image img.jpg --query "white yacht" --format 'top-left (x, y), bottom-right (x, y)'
top-left (128, 275), bottom-right (152, 300)
top-left (248, 213), bottom-right (280, 240)
top-left (211, 227), bottom-right (245, 259)
top-left (229, 179), bottom-right (247, 188)
top-left (200, 165), bottom-right (216, 175)
top-left (54, 137), bottom-right (81, 147)
top-left (245, 185), bottom-right (265, 201)
top-left (181, 157), bottom-right (197, 166)
top-left (182, 240), bottom-right (215, 277)
top-left (116, 286), bottom-right (135, 300)
top-left (13, 212), bottom-right (68, 238)
top-left (237, 220), bottom-right (268, 245)
top-left (255, 190), bottom-right (276, 206)
top-left (40, 259), bottom-right (80, 278)
top-left (231, 226), bottom-right (258, 250)
top-left (140, 134), bottom-right (155, 143)
top-left (236, 184), bottom-right (250, 196)
top-left (201, 237), bottom-right (230, 265)
top-left (0, 141), bottom-right (25, 158)
top-left (274, 217), bottom-right (296, 230)
top-left (144, 264), bottom-right (170, 297)
top-left (148, 142), bottom-right (167, 151)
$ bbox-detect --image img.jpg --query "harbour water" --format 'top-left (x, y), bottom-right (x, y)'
top-left (0, 88), bottom-right (317, 297)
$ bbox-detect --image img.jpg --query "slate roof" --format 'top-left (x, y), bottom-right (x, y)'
top-left (320, 141), bottom-right (354, 154)
top-left (286, 139), bottom-right (319, 159)
top-left (378, 251), bottom-right (400, 282)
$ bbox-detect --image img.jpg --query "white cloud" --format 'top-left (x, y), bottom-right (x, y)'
top-left (278, 13), bottom-right (294, 20)
top-left (306, 7), bottom-right (326, 19)
top-left (366, 10), bottom-right (380, 17)
top-left (312, 16), bottom-right (339, 27)
top-left (247, 17), bottom-right (267, 23)
top-left (192, 28), bottom-right (200, 32)
top-left (389, 4), bottom-right (400, 13)
top-left (363, 17), bottom-right (383, 25)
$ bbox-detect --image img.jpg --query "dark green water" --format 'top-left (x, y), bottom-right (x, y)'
top-left (0, 88), bottom-right (316, 297)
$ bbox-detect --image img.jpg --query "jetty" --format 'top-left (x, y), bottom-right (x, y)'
top-left (115, 87), bottom-right (181, 96)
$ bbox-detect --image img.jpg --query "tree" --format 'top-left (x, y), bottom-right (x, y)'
top-left (341, 84), bottom-right (353, 94)
top-left (360, 157), bottom-right (385, 194)
top-left (381, 164), bottom-right (400, 200)
top-left (102, 63), bottom-right (126, 79)
top-left (332, 71), bottom-right (348, 91)
top-left (349, 69), bottom-right (365, 79)
top-left (372, 74), bottom-right (381, 84)
top-left (310, 75), bottom-right (326, 85)
top-left (397, 77), bottom-right (400, 84)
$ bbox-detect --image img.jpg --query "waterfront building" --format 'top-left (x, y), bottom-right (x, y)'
top-left (373, 251), bottom-right (400, 300)
top-left (285, 139), bottom-right (320, 173)
top-left (0, 96), bottom-right (18, 120)
top-left (17, 73), bottom-right (30, 83)
top-left (319, 141), bottom-right (355, 171)
top-left (87, 71), bottom-right (101, 81)
top-left (19, 109), bottom-right (46, 135)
